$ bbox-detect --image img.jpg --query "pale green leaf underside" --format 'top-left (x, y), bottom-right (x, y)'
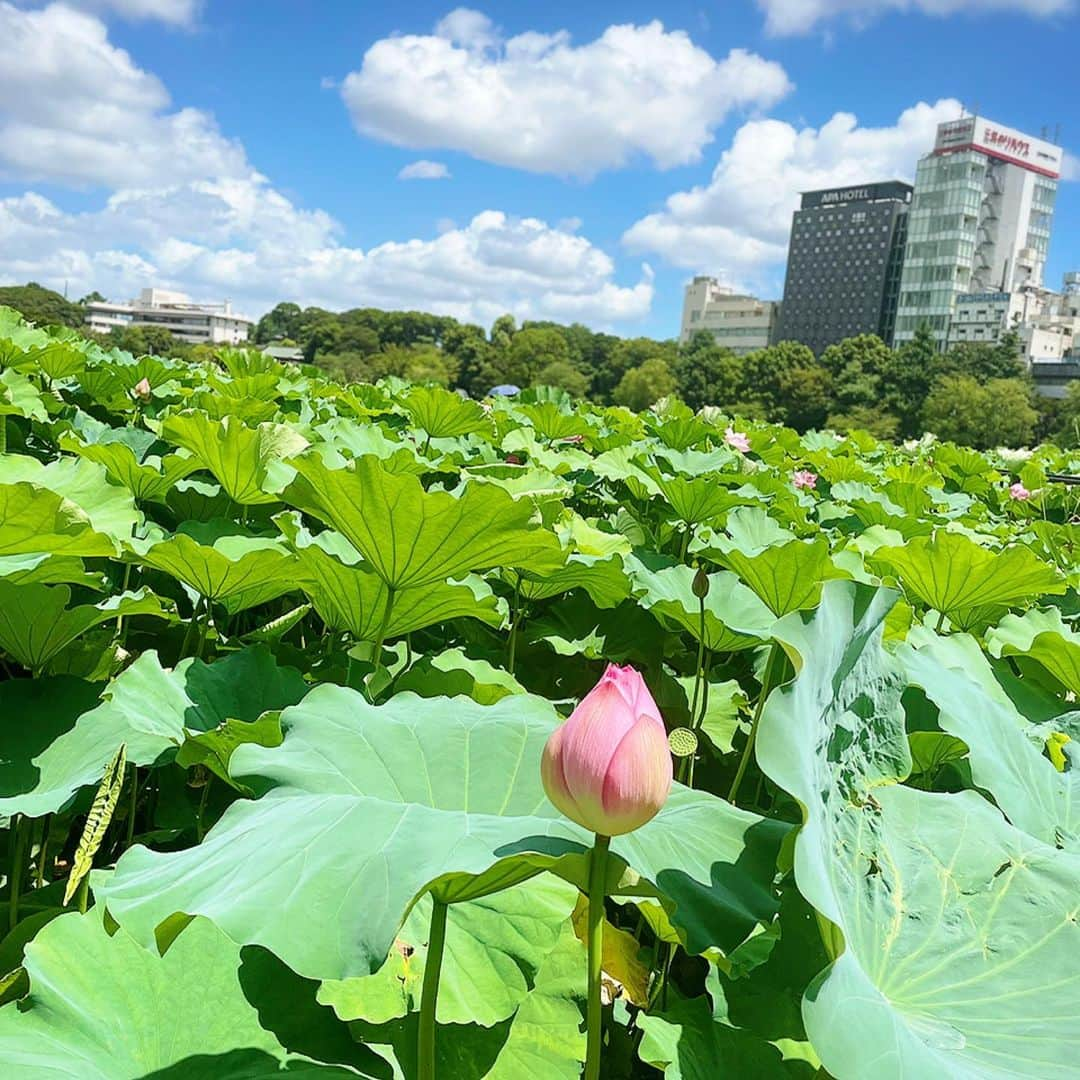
top-left (99, 686), bottom-right (786, 982)
top-left (756, 581), bottom-right (1080, 1080)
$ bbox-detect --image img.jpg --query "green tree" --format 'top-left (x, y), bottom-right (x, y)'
top-left (778, 363), bottom-right (833, 431)
top-left (254, 302), bottom-right (303, 344)
top-left (673, 332), bottom-right (743, 411)
top-left (596, 338), bottom-right (676, 403)
top-left (0, 283), bottom-right (85, 328)
top-left (504, 327), bottom-right (572, 387)
top-left (819, 334), bottom-right (895, 412)
top-left (740, 341), bottom-right (817, 421)
top-left (921, 375), bottom-right (1036, 449)
top-left (613, 358), bottom-right (677, 411)
top-left (533, 360), bottom-right (590, 398)
top-left (932, 333), bottom-right (1025, 384)
top-left (826, 405), bottom-right (901, 440)
top-left (881, 323), bottom-right (936, 436)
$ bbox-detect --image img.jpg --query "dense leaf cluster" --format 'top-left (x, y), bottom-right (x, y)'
top-left (1, 305), bottom-right (1079, 1078)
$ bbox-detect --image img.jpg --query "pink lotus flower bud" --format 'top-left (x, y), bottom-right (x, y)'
top-left (541, 664), bottom-right (672, 836)
top-left (724, 427), bottom-right (750, 454)
top-left (132, 377), bottom-right (152, 402)
top-left (793, 469), bottom-right (817, 490)
top-left (1009, 481), bottom-right (1031, 501)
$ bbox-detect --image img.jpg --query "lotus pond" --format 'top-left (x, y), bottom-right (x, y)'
top-left (0, 305), bottom-right (1078, 1079)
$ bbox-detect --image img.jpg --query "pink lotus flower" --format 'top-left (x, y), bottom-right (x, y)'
top-left (505, 453), bottom-right (523, 465)
top-left (793, 469), bottom-right (817, 490)
top-left (724, 427), bottom-right (751, 454)
top-left (132, 377), bottom-right (152, 402)
top-left (1009, 481), bottom-right (1031, 501)
top-left (541, 664), bottom-right (672, 837)
top-left (561, 434), bottom-right (585, 444)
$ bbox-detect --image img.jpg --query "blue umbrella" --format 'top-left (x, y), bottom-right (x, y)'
top-left (488, 384), bottom-right (521, 397)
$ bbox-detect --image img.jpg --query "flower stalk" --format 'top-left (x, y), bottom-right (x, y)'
top-left (584, 833), bottom-right (610, 1080)
top-left (418, 898), bottom-right (449, 1080)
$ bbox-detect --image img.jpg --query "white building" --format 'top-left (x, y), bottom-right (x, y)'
top-left (894, 115), bottom-right (1064, 347)
top-left (679, 277), bottom-right (779, 354)
top-left (86, 288), bottom-right (254, 345)
top-left (947, 273), bottom-right (1080, 368)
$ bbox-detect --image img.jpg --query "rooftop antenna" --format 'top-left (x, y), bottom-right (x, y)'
top-left (63, 279), bottom-right (68, 299)
top-left (1053, 123), bottom-right (1062, 145)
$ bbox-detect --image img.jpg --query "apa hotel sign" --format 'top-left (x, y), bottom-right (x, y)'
top-left (820, 187), bottom-right (870, 204)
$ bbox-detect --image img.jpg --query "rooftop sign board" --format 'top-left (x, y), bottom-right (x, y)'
top-left (934, 116), bottom-right (1062, 179)
top-left (800, 181), bottom-right (913, 209)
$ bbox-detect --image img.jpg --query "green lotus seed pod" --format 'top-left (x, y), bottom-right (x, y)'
top-left (668, 727), bottom-right (698, 758)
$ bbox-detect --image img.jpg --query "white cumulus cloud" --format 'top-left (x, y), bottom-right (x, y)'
top-left (0, 2), bottom-right (246, 188)
top-left (623, 99), bottom-right (963, 290)
top-left (398, 160), bottom-right (452, 180)
top-left (757, 0), bottom-right (1072, 36)
top-left (0, 4), bottom-right (651, 328)
top-left (340, 10), bottom-right (792, 176)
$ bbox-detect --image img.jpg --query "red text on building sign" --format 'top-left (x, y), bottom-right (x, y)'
top-left (983, 129), bottom-right (1030, 157)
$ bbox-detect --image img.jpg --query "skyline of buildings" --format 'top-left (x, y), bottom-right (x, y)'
top-left (681, 111), bottom-right (1077, 389)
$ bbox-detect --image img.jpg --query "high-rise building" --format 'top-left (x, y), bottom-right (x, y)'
top-left (679, 277), bottom-right (779, 355)
top-left (893, 115), bottom-right (1064, 347)
top-left (775, 182), bottom-right (913, 355)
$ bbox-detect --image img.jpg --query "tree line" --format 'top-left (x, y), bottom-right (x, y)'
top-left (1, 282), bottom-right (1076, 449)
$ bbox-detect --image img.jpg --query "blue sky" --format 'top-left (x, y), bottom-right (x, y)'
top-left (1, 0), bottom-right (1077, 339)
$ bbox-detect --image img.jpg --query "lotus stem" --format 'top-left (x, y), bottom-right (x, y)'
top-left (8, 814), bottom-right (28, 930)
top-left (507, 573), bottom-right (523, 675)
top-left (0, 417), bottom-right (6, 455)
top-left (728, 643), bottom-right (781, 804)
top-left (125, 765), bottom-right (139, 848)
top-left (35, 814), bottom-right (51, 888)
top-left (584, 833), bottom-right (611, 1080)
top-left (418, 898), bottom-right (449, 1080)
top-left (370, 586), bottom-right (396, 686)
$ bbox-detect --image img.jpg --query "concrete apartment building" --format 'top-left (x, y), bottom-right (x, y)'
top-left (86, 288), bottom-right (254, 346)
top-left (678, 277), bottom-right (779, 354)
top-left (894, 114), bottom-right (1064, 348)
top-left (776, 181), bottom-right (913, 354)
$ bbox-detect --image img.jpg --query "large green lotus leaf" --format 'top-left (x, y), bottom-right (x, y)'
top-left (161, 412), bottom-right (309, 505)
top-left (137, 531), bottom-right (297, 609)
top-left (629, 560), bottom-right (775, 652)
top-left (0, 912), bottom-right (367, 1078)
top-left (517, 553), bottom-right (631, 609)
top-left (871, 531), bottom-right (1064, 620)
top-left (283, 454), bottom-right (565, 589)
top-left (985, 606), bottom-right (1080, 696)
top-left (99, 686), bottom-right (786, 982)
top-left (0, 483), bottom-right (117, 558)
top-left (513, 402), bottom-right (592, 443)
top-left (717, 506), bottom-right (796, 553)
top-left (756, 580), bottom-right (1080, 1080)
top-left (402, 385), bottom-right (492, 439)
top-left (714, 537), bottom-right (843, 616)
top-left (319, 874), bottom-right (577, 1026)
top-left (312, 417), bottom-right (429, 475)
top-left (0, 455), bottom-right (141, 543)
top-left (653, 473), bottom-right (746, 526)
top-left (59, 435), bottom-right (199, 503)
top-left (393, 650), bottom-right (527, 705)
top-left (0, 647), bottom-right (306, 817)
top-left (292, 537), bottom-right (504, 640)
top-left (637, 991), bottom-right (794, 1079)
top-left (900, 632), bottom-right (1080, 851)
top-left (350, 922), bottom-right (586, 1080)
top-left (0, 368), bottom-right (47, 421)
top-left (0, 552), bottom-right (103, 588)
top-left (0, 582), bottom-right (171, 672)
top-left (278, 516), bottom-right (504, 638)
